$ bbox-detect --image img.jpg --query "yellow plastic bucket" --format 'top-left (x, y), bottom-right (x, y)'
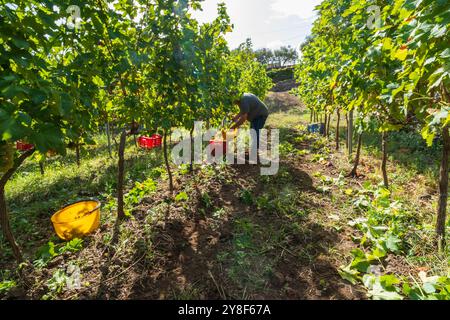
top-left (51, 200), bottom-right (101, 241)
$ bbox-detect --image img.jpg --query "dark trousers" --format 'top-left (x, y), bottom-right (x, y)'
top-left (250, 116), bottom-right (268, 150)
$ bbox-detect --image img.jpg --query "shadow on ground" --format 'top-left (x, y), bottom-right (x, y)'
top-left (88, 158), bottom-right (363, 300)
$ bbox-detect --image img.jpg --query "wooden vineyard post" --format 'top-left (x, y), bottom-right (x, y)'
top-left (0, 149), bottom-right (35, 261)
top-left (336, 110), bottom-right (340, 150)
top-left (163, 130), bottom-right (174, 196)
top-left (117, 130), bottom-right (127, 220)
top-left (381, 131), bottom-right (389, 188)
top-left (436, 124), bottom-right (449, 249)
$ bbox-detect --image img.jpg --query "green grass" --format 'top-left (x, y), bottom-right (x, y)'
top-left (266, 108), bottom-right (309, 129)
top-left (219, 217), bottom-right (275, 294)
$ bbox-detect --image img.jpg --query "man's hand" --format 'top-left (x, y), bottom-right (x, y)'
top-left (231, 113), bottom-right (248, 130)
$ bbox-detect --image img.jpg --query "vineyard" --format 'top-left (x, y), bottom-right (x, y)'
top-left (0, 0), bottom-right (449, 301)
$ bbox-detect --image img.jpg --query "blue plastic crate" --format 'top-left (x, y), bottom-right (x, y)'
top-left (307, 123), bottom-right (325, 134)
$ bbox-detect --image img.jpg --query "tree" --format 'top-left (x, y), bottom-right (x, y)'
top-left (0, 1), bottom-right (103, 260)
top-left (255, 48), bottom-right (274, 66)
top-left (296, 0), bottom-right (450, 249)
top-left (394, 0), bottom-right (450, 248)
top-left (274, 45), bottom-right (299, 67)
top-left (230, 40), bottom-right (273, 100)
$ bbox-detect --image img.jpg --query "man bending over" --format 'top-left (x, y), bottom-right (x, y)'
top-left (231, 93), bottom-right (269, 152)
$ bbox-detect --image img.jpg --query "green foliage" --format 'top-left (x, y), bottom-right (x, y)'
top-left (340, 183), bottom-right (450, 300)
top-left (42, 269), bottom-right (71, 299)
top-left (363, 274), bottom-right (404, 300)
top-left (0, 141), bottom-right (14, 173)
top-left (0, 0), bottom-right (275, 259)
top-left (0, 1), bottom-right (106, 156)
top-left (60, 238), bottom-right (83, 254)
top-left (33, 238), bottom-right (84, 269)
top-left (296, 0), bottom-right (449, 144)
top-left (348, 185), bottom-right (411, 258)
top-left (267, 67), bottom-right (295, 82)
top-left (229, 40), bottom-right (273, 100)
top-left (125, 178), bottom-right (157, 207)
top-left (279, 141), bottom-right (309, 158)
top-left (403, 273), bottom-right (450, 300)
top-left (200, 192), bottom-right (213, 209)
top-left (0, 0), bottom-right (265, 158)
top-left (297, 3), bottom-right (449, 298)
top-left (175, 191), bottom-right (189, 202)
top-left (177, 164), bottom-right (191, 176)
top-left (0, 280), bottom-right (17, 294)
top-left (239, 188), bottom-right (254, 206)
top-left (255, 46), bottom-right (298, 67)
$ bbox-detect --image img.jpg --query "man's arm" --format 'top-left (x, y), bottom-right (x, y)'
top-left (232, 113), bottom-right (241, 122)
top-left (231, 113), bottom-right (248, 130)
top-left (231, 95), bottom-right (249, 129)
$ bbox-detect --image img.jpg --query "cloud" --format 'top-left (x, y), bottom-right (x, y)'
top-left (267, 40), bottom-right (284, 49)
top-left (192, 0), bottom-right (319, 49)
top-left (270, 0), bottom-right (322, 20)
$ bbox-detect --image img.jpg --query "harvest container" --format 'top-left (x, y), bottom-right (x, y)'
top-left (209, 140), bottom-right (227, 157)
top-left (138, 136), bottom-right (155, 149)
top-left (209, 129), bottom-right (237, 156)
top-left (307, 123), bottom-right (325, 135)
top-left (16, 141), bottom-right (34, 151)
top-left (51, 200), bottom-right (101, 241)
top-left (151, 134), bottom-right (163, 147)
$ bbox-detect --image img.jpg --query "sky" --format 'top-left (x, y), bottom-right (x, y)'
top-left (192, 0), bottom-right (323, 51)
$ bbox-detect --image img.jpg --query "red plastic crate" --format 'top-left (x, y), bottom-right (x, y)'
top-left (16, 141), bottom-right (34, 151)
top-left (138, 136), bottom-right (155, 149)
top-left (209, 140), bottom-right (227, 157)
top-left (138, 134), bottom-right (162, 150)
top-left (151, 134), bottom-right (162, 147)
